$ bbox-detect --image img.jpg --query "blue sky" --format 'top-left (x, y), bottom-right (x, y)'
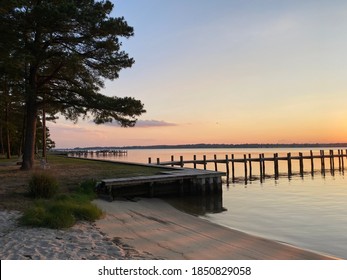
top-left (50, 0), bottom-right (347, 148)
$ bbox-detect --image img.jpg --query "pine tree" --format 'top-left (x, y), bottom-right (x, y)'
top-left (0, 0), bottom-right (145, 170)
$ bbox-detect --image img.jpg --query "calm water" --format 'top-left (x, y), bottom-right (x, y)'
top-left (87, 148), bottom-right (347, 259)
top-left (206, 175), bottom-right (347, 259)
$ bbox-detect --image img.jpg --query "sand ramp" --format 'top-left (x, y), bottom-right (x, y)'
top-left (94, 198), bottom-right (334, 260)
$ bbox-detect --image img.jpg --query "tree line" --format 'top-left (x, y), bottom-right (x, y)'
top-left (0, 0), bottom-right (145, 169)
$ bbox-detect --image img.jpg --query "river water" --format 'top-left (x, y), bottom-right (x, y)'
top-left (86, 147), bottom-right (347, 259)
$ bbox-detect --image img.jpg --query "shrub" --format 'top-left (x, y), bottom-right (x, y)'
top-left (20, 205), bottom-right (48, 227)
top-left (72, 203), bottom-right (103, 221)
top-left (20, 201), bottom-right (75, 229)
top-left (20, 198), bottom-right (103, 229)
top-left (77, 179), bottom-right (97, 199)
top-left (45, 203), bottom-right (76, 229)
top-left (22, 177), bottom-right (103, 229)
top-left (28, 172), bottom-right (59, 199)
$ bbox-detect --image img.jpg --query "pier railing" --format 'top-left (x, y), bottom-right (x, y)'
top-left (149, 149), bottom-right (347, 184)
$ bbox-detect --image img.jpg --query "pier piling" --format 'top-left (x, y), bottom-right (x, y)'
top-left (287, 153), bottom-right (292, 177)
top-left (231, 154), bottom-right (235, 183)
top-left (150, 149), bottom-right (347, 184)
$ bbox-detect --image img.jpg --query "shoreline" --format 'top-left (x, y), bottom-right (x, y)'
top-left (94, 198), bottom-right (337, 260)
top-left (0, 198), bottom-right (337, 260)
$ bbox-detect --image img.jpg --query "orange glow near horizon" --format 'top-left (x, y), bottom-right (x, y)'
top-left (49, 116), bottom-right (347, 148)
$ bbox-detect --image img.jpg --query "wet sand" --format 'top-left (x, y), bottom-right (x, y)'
top-left (94, 198), bottom-right (337, 260)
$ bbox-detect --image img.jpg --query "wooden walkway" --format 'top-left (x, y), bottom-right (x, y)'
top-left (149, 149), bottom-right (347, 184)
top-left (99, 168), bottom-right (225, 200)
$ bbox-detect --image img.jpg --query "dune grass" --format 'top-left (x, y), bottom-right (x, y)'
top-left (20, 178), bottom-right (103, 229)
top-left (28, 172), bottom-right (60, 199)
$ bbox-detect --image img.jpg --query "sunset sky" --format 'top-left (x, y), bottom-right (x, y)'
top-left (50, 0), bottom-right (347, 148)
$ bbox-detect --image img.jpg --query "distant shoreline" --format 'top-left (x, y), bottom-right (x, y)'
top-left (56, 143), bottom-right (347, 151)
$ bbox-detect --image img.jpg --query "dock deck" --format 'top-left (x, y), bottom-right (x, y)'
top-left (99, 168), bottom-right (226, 200)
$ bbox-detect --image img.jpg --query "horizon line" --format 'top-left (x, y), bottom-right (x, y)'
top-left (54, 142), bottom-right (347, 150)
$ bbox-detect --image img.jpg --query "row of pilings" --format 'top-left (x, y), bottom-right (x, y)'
top-left (150, 149), bottom-right (347, 184)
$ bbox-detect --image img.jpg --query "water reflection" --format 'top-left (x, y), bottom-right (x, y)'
top-left (160, 172), bottom-right (347, 259)
top-left (211, 173), bottom-right (347, 259)
top-left (164, 191), bottom-right (226, 216)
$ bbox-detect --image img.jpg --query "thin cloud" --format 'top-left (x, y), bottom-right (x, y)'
top-left (98, 119), bottom-right (177, 128)
top-left (135, 120), bottom-right (177, 128)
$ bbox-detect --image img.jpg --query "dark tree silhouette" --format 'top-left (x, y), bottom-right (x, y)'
top-left (0, 0), bottom-right (145, 170)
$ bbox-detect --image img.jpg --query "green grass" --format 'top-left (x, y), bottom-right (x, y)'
top-left (20, 178), bottom-right (103, 229)
top-left (46, 155), bottom-right (168, 192)
top-left (2, 155), bottom-right (170, 228)
top-left (28, 172), bottom-right (59, 198)
top-left (15, 158), bottom-right (172, 229)
top-left (0, 156), bottom-right (19, 165)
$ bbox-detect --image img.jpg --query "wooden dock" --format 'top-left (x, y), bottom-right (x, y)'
top-left (99, 168), bottom-right (225, 200)
top-left (149, 149), bottom-right (347, 184)
top-left (69, 149), bottom-right (127, 157)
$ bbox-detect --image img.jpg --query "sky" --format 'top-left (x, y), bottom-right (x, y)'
top-left (49, 0), bottom-right (347, 148)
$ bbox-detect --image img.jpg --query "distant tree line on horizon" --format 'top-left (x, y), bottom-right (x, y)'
top-left (0, 0), bottom-right (145, 169)
top-left (66, 143), bottom-right (347, 151)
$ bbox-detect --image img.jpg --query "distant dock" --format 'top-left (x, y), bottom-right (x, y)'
top-left (69, 149), bottom-right (128, 157)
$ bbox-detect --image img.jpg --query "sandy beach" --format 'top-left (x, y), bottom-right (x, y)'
top-left (0, 198), bottom-right (337, 260)
top-left (94, 198), bottom-right (336, 260)
top-left (0, 210), bottom-right (155, 260)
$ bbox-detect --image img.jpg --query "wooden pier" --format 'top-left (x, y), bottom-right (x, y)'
top-left (69, 149), bottom-right (127, 157)
top-left (99, 168), bottom-right (225, 201)
top-left (149, 149), bottom-right (347, 184)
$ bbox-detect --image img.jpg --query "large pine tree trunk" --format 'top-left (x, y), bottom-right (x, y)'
top-left (5, 102), bottom-right (11, 159)
top-left (0, 124), bottom-right (4, 155)
top-left (42, 96), bottom-right (46, 160)
top-left (19, 106), bottom-right (26, 157)
top-left (5, 128), bottom-right (11, 159)
top-left (21, 99), bottom-right (37, 170)
top-left (21, 66), bottom-right (38, 170)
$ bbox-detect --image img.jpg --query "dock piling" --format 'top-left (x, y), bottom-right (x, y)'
top-left (259, 154), bottom-right (263, 182)
top-left (274, 153), bottom-right (279, 179)
top-left (341, 150), bottom-right (345, 170)
top-left (243, 154), bottom-right (248, 184)
top-left (214, 154), bottom-right (218, 171)
top-left (299, 152), bottom-right (304, 177)
top-left (149, 149), bottom-right (346, 183)
top-left (248, 154), bottom-right (252, 180)
top-left (231, 154), bottom-right (235, 183)
top-left (287, 152), bottom-right (292, 178)
top-left (225, 155), bottom-right (230, 186)
top-left (310, 150), bottom-right (314, 176)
